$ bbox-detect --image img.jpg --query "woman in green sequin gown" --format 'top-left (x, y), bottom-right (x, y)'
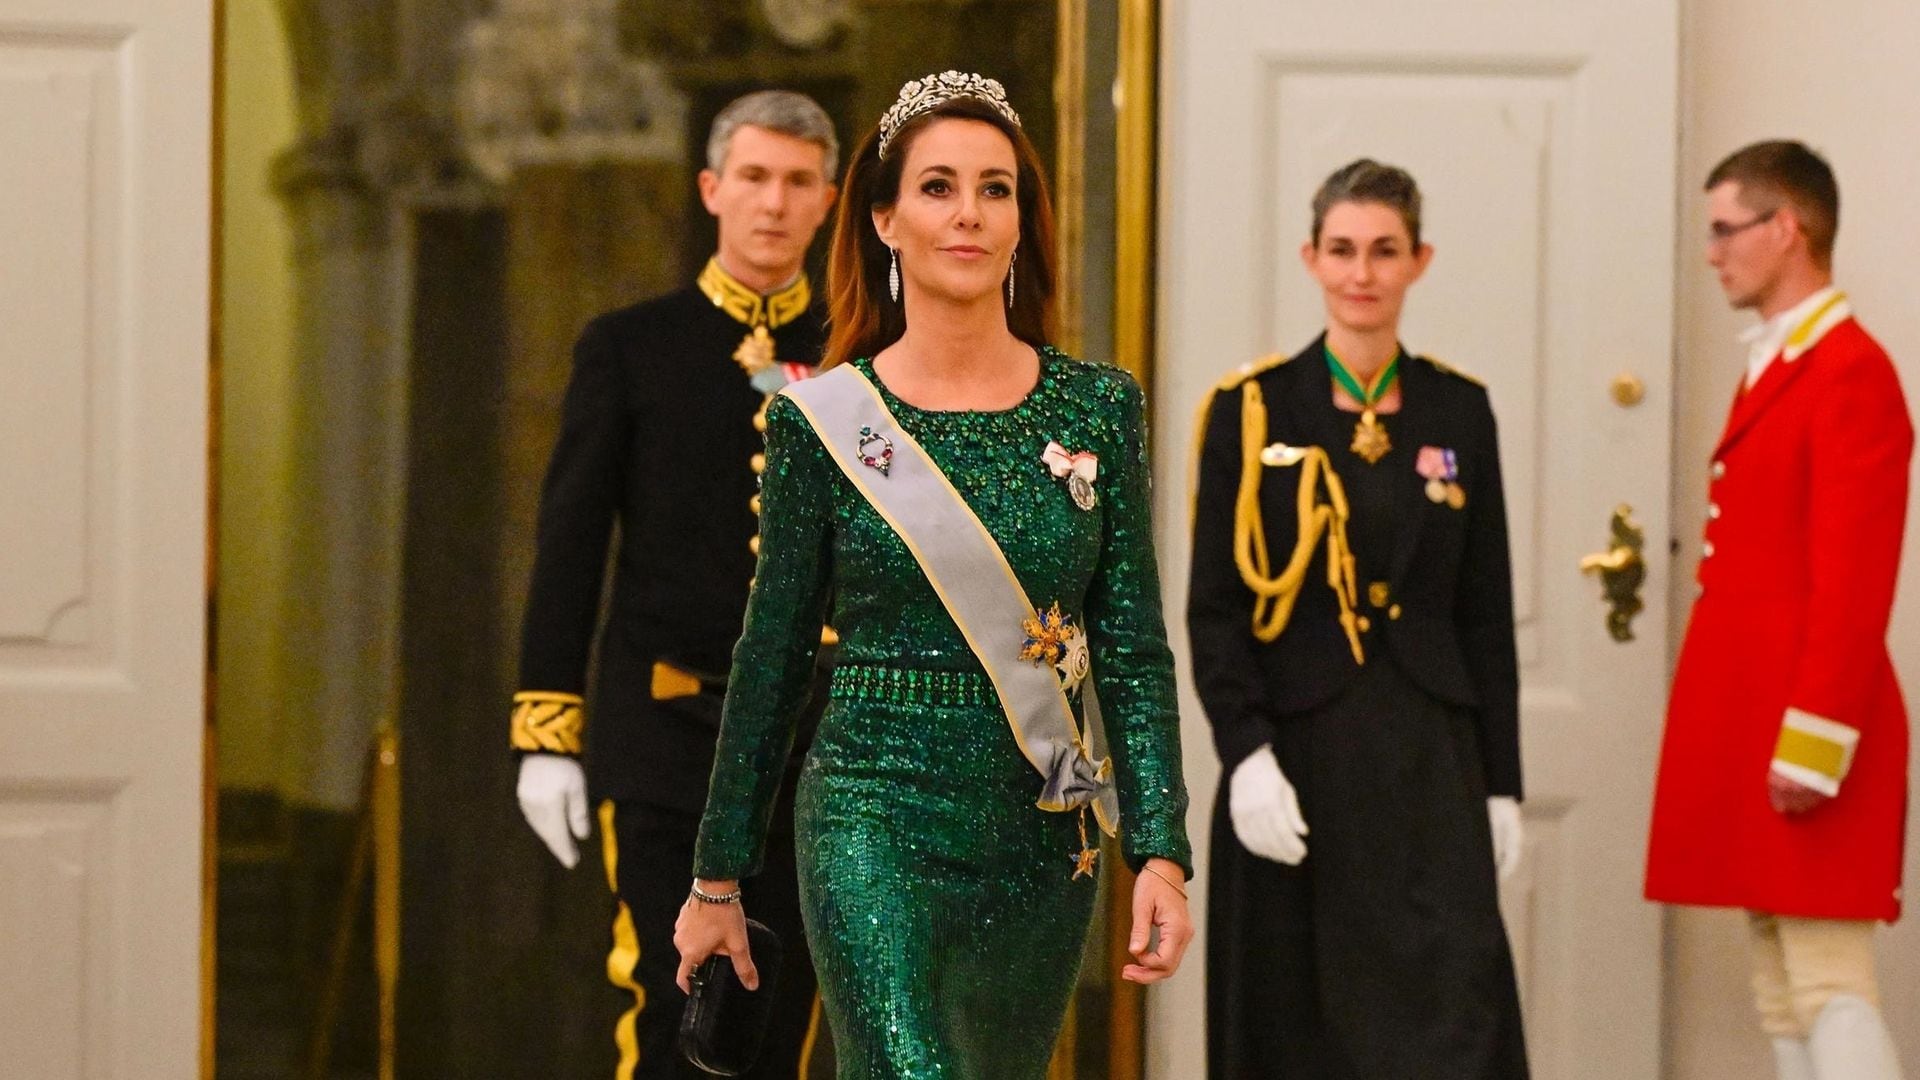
top-left (674, 82), bottom-right (1193, 1079)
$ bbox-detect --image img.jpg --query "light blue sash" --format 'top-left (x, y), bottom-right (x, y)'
top-left (781, 365), bottom-right (1119, 836)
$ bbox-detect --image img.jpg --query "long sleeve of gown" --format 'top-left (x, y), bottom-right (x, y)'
top-left (1086, 373), bottom-right (1193, 878)
top-left (693, 394), bottom-right (834, 880)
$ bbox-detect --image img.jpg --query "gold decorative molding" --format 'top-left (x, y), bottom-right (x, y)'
top-left (1113, 0), bottom-right (1157, 396)
top-left (453, 0), bottom-right (687, 183)
top-left (1103, 5), bottom-right (1160, 1067)
top-left (373, 729), bottom-right (400, 1080)
top-left (1053, 0), bottom-right (1088, 357)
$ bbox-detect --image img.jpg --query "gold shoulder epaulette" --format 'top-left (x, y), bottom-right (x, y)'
top-left (1215, 352), bottom-right (1293, 392)
top-left (1420, 355), bottom-right (1485, 387)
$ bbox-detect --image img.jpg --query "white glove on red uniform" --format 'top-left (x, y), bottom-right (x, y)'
top-left (517, 755), bottom-right (591, 868)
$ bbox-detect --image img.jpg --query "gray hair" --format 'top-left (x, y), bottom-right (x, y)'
top-left (706, 90), bottom-right (840, 181)
top-left (1310, 158), bottom-right (1423, 246)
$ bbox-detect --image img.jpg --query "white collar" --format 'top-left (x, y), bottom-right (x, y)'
top-left (1739, 286), bottom-right (1848, 386)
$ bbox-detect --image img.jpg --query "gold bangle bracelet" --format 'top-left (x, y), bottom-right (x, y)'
top-left (1141, 863), bottom-right (1187, 899)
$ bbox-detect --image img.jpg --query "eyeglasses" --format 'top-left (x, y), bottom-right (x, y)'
top-left (1708, 209), bottom-right (1775, 245)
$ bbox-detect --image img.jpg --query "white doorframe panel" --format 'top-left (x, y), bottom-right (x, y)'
top-left (0, 0), bottom-right (211, 1075)
top-left (1153, 5), bottom-right (1677, 1078)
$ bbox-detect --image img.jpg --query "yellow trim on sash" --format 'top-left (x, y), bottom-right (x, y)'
top-left (598, 800), bottom-right (644, 1080)
top-left (780, 375), bottom-right (1120, 837)
top-left (510, 691), bottom-right (584, 754)
top-left (1774, 726), bottom-right (1849, 782)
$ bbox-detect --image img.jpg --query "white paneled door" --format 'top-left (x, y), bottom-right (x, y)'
top-left (0, 0), bottom-right (210, 1074)
top-left (1155, 4), bottom-right (1678, 1078)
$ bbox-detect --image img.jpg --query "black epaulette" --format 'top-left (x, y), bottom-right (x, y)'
top-left (1214, 351), bottom-right (1294, 392)
top-left (1417, 354), bottom-right (1486, 387)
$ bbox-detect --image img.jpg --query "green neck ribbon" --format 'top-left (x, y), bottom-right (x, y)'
top-left (1324, 344), bottom-right (1402, 407)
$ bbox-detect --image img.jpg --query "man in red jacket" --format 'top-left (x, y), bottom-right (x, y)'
top-left (1646, 140), bottom-right (1911, 1080)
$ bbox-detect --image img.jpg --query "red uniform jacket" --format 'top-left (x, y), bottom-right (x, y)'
top-left (1646, 306), bottom-right (1912, 921)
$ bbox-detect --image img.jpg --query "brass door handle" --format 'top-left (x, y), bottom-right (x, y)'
top-left (1579, 504), bottom-right (1646, 642)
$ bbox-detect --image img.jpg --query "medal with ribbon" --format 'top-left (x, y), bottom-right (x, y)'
top-left (1416, 445), bottom-right (1466, 509)
top-left (1325, 345), bottom-right (1402, 465)
top-left (1041, 441), bottom-right (1100, 510)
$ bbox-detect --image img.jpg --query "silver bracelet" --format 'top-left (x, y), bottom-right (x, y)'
top-left (689, 880), bottom-right (743, 905)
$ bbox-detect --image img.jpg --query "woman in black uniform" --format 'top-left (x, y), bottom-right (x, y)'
top-left (1189, 159), bottom-right (1530, 1079)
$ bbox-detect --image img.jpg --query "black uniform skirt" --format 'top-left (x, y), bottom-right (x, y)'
top-left (1206, 659), bottom-right (1529, 1080)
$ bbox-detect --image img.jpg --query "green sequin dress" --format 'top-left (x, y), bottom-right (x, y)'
top-left (693, 349), bottom-right (1192, 1080)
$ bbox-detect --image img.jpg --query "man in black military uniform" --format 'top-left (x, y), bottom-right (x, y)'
top-left (509, 90), bottom-right (838, 1080)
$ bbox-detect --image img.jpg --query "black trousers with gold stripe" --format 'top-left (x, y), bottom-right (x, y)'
top-left (599, 799), bottom-right (822, 1080)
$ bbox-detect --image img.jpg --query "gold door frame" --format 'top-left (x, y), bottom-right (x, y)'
top-left (1055, 0), bottom-right (1158, 395)
top-left (1051, 1), bottom-right (1159, 1078)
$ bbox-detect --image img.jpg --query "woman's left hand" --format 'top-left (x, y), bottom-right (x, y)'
top-left (1123, 857), bottom-right (1193, 984)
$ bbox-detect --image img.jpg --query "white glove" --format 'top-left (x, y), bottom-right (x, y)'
top-left (517, 755), bottom-right (591, 869)
top-left (1487, 796), bottom-right (1523, 881)
top-left (1229, 745), bottom-right (1309, 865)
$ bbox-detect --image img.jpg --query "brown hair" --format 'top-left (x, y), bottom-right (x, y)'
top-left (822, 96), bottom-right (1057, 370)
top-left (1705, 140), bottom-right (1839, 266)
top-left (1310, 158), bottom-right (1423, 247)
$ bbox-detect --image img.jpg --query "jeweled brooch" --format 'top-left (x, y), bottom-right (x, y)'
top-left (858, 425), bottom-right (894, 476)
top-left (1020, 602), bottom-right (1091, 696)
top-left (1041, 441), bottom-right (1099, 511)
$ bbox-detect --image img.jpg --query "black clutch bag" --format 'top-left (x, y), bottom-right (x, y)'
top-left (679, 917), bottom-right (784, 1077)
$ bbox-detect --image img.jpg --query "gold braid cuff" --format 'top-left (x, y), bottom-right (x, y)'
top-left (510, 691), bottom-right (585, 755)
top-left (1232, 381), bottom-right (1365, 662)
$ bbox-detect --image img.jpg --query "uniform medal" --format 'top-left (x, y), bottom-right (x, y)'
top-left (1041, 441), bottom-right (1100, 510)
top-left (1326, 346), bottom-right (1402, 465)
top-left (733, 323), bottom-right (776, 380)
top-left (700, 257), bottom-right (815, 394)
top-left (1416, 446), bottom-right (1466, 509)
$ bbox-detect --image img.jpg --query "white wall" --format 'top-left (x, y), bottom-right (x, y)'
top-left (1668, 0), bottom-right (1920, 1075)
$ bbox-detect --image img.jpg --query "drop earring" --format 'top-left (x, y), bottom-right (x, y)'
top-left (889, 247), bottom-right (901, 303)
top-left (1006, 250), bottom-right (1017, 309)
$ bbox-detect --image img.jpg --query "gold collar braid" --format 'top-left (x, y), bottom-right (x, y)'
top-left (1232, 380), bottom-right (1366, 662)
top-left (698, 258), bottom-right (812, 330)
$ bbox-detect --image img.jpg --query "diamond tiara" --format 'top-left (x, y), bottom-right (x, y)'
top-left (876, 71), bottom-right (1022, 159)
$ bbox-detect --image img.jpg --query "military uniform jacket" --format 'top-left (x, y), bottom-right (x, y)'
top-left (1188, 335), bottom-right (1523, 797)
top-left (513, 271), bottom-right (826, 812)
top-left (1646, 303), bottom-right (1912, 921)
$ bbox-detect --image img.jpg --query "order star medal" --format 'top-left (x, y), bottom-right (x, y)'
top-left (1350, 408), bottom-right (1391, 464)
top-left (732, 324), bottom-right (776, 379)
top-left (1326, 345), bottom-right (1401, 466)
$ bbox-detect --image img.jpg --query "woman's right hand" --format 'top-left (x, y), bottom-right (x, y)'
top-left (673, 880), bottom-right (759, 992)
